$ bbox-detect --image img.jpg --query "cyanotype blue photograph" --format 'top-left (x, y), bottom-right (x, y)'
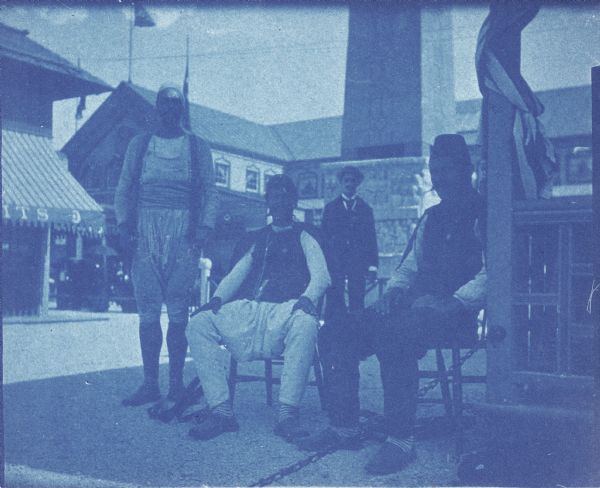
top-left (1, 1), bottom-right (599, 486)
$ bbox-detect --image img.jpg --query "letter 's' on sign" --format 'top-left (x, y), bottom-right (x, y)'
top-left (71, 210), bottom-right (81, 224)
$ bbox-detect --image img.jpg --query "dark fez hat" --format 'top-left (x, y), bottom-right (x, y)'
top-left (429, 134), bottom-right (471, 167)
top-left (337, 165), bottom-right (364, 184)
top-left (265, 174), bottom-right (298, 204)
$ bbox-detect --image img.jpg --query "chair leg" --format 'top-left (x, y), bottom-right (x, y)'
top-left (452, 346), bottom-right (464, 458)
top-left (265, 359), bottom-right (273, 406)
top-left (228, 357), bottom-right (238, 403)
top-left (312, 349), bottom-right (327, 411)
top-left (436, 349), bottom-right (453, 418)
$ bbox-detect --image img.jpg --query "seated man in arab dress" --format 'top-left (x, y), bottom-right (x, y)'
top-left (185, 174), bottom-right (331, 442)
top-left (298, 134), bottom-right (487, 475)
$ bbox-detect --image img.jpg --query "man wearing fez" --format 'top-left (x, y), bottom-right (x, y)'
top-left (321, 165), bottom-right (378, 316)
top-left (299, 134), bottom-right (486, 475)
top-left (185, 175), bottom-right (330, 441)
top-left (115, 83), bottom-right (218, 406)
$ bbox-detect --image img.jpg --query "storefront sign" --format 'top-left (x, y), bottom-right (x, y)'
top-left (2, 203), bottom-right (103, 233)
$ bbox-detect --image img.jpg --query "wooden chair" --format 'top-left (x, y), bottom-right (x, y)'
top-left (228, 297), bottom-right (328, 410)
top-left (418, 310), bottom-right (487, 456)
top-left (229, 348), bottom-right (327, 410)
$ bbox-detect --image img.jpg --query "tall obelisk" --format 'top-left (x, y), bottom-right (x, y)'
top-left (341, 4), bottom-right (456, 159)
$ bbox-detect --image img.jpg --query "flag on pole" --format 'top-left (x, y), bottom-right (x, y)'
top-left (75, 96), bottom-right (86, 120)
top-left (475, 3), bottom-right (557, 199)
top-left (129, 4), bottom-right (155, 82)
top-left (134, 5), bottom-right (156, 28)
top-left (75, 57), bottom-right (86, 120)
top-left (182, 35), bottom-right (191, 130)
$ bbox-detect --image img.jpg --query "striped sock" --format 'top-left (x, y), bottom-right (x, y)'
top-left (212, 401), bottom-right (234, 418)
top-left (332, 425), bottom-right (360, 438)
top-left (278, 403), bottom-right (299, 422)
top-left (386, 435), bottom-right (415, 453)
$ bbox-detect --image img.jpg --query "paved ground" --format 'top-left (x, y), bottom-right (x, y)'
top-left (3, 311), bottom-right (486, 487)
top-left (3, 309), bottom-right (110, 325)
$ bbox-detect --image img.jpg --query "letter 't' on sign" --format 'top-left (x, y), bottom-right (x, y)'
top-left (16, 206), bottom-right (28, 220)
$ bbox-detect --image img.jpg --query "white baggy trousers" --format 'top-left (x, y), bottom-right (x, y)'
top-left (186, 299), bottom-right (319, 408)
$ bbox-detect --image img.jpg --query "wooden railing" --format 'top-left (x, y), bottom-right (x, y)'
top-left (511, 197), bottom-right (594, 388)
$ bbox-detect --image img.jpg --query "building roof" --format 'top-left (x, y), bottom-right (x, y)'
top-left (64, 78), bottom-right (591, 166)
top-left (128, 84), bottom-right (293, 162)
top-left (0, 21), bottom-right (111, 99)
top-left (64, 82), bottom-right (342, 164)
top-left (2, 129), bottom-right (105, 234)
top-left (456, 85), bottom-right (592, 141)
top-left (270, 116), bottom-right (343, 162)
top-left (280, 85), bottom-right (592, 157)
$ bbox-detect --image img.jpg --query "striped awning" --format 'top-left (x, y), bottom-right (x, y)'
top-left (2, 129), bottom-right (105, 234)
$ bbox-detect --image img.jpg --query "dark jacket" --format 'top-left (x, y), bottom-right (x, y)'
top-left (321, 195), bottom-right (378, 273)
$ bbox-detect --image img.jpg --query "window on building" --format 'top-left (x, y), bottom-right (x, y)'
top-left (246, 166), bottom-right (260, 193)
top-left (566, 147), bottom-right (592, 184)
top-left (215, 158), bottom-right (231, 188)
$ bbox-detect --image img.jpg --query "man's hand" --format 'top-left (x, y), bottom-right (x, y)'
top-left (374, 287), bottom-right (407, 315)
top-left (292, 296), bottom-right (317, 316)
top-left (197, 296), bottom-right (222, 315)
top-left (118, 223), bottom-right (136, 255)
top-left (412, 294), bottom-right (464, 315)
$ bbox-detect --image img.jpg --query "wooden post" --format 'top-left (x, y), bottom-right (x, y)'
top-left (484, 20), bottom-right (521, 405)
top-left (199, 256), bottom-right (212, 306)
top-left (128, 9), bottom-right (134, 83)
top-left (39, 226), bottom-right (51, 315)
top-left (75, 233), bottom-right (83, 260)
top-left (591, 64), bottom-right (600, 484)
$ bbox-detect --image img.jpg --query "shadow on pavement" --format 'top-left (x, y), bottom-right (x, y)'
top-left (4, 353), bottom-right (488, 487)
top-left (4, 364), bottom-right (327, 487)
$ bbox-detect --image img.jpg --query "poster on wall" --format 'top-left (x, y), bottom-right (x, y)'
top-left (297, 171), bottom-right (319, 199)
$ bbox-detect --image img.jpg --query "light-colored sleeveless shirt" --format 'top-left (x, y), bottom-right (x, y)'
top-left (139, 135), bottom-right (192, 209)
top-left (137, 135), bottom-right (193, 266)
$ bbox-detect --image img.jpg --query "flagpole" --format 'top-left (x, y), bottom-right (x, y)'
top-left (128, 5), bottom-right (134, 83)
top-left (76, 57), bottom-right (81, 131)
top-left (186, 35), bottom-right (190, 70)
top-left (183, 35), bottom-right (191, 130)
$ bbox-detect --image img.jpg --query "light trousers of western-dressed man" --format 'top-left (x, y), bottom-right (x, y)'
top-left (186, 299), bottom-right (319, 408)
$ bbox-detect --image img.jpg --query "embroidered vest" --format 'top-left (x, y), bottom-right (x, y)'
top-left (239, 223), bottom-right (311, 303)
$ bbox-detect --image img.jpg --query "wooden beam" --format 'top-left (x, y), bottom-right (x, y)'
top-left (39, 227), bottom-right (51, 316)
top-left (484, 15), bottom-right (521, 404)
top-left (486, 89), bottom-right (516, 404)
top-left (591, 64), bottom-right (600, 484)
